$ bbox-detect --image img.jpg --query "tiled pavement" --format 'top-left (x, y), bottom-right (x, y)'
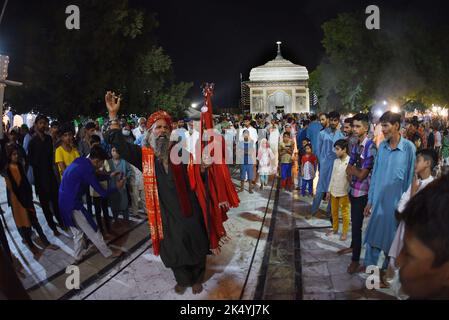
top-left (0, 177), bottom-right (148, 299)
top-left (292, 192), bottom-right (397, 300)
top-left (71, 175), bottom-right (275, 300)
top-left (2, 171), bottom-right (401, 300)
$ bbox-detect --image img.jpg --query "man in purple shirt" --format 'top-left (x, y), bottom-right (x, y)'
top-left (339, 113), bottom-right (376, 274)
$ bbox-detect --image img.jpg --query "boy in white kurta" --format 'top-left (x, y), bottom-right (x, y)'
top-left (326, 139), bottom-right (350, 241)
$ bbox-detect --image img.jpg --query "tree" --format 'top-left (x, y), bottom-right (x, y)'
top-left (6, 0), bottom-right (192, 120)
top-left (310, 11), bottom-right (449, 113)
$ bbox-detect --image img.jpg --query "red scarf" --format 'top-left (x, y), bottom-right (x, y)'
top-left (142, 146), bottom-right (192, 256)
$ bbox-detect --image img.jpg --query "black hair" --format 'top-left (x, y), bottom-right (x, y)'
top-left (5, 144), bottom-right (19, 162)
top-left (302, 137), bottom-right (311, 144)
top-left (59, 123), bottom-right (75, 136)
top-left (310, 114), bottom-right (318, 122)
top-left (412, 133), bottom-right (422, 143)
top-left (344, 117), bottom-right (353, 125)
top-left (35, 115), bottom-right (49, 124)
top-left (319, 112), bottom-right (328, 119)
top-left (304, 143), bottom-right (313, 151)
top-left (334, 139), bottom-right (349, 152)
top-left (90, 134), bottom-right (101, 145)
top-left (380, 111), bottom-right (401, 127)
top-left (89, 145), bottom-right (109, 161)
top-left (400, 174), bottom-right (449, 267)
top-left (283, 132), bottom-right (291, 137)
top-left (353, 113), bottom-right (370, 127)
top-left (50, 121), bottom-right (60, 128)
top-left (328, 111), bottom-right (341, 120)
top-left (302, 120), bottom-right (310, 127)
top-left (242, 129), bottom-right (249, 135)
top-left (416, 149), bottom-right (438, 170)
top-left (85, 122), bottom-right (96, 130)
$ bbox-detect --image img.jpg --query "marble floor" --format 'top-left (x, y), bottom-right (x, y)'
top-left (2, 171), bottom-right (403, 300)
top-left (70, 178), bottom-right (275, 300)
top-left (292, 192), bottom-right (400, 300)
top-left (0, 177), bottom-right (148, 299)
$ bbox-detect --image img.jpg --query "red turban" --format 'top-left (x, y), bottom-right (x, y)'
top-left (147, 110), bottom-right (172, 129)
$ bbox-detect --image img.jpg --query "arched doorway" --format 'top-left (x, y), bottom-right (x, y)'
top-left (267, 90), bottom-right (292, 113)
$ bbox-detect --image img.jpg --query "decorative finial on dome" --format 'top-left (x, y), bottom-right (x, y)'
top-left (276, 41), bottom-right (283, 60)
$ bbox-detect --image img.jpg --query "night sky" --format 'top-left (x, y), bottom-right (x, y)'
top-left (1, 0), bottom-right (448, 108)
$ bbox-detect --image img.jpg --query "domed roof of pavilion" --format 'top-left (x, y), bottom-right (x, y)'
top-left (249, 42), bottom-right (309, 82)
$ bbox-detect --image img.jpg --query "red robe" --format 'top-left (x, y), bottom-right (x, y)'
top-left (188, 83), bottom-right (240, 250)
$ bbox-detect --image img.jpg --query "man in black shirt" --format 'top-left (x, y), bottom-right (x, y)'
top-left (28, 115), bottom-right (64, 235)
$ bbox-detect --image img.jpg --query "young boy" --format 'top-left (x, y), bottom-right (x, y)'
top-left (300, 143), bottom-right (317, 197)
top-left (389, 149), bottom-right (437, 271)
top-left (237, 130), bottom-right (256, 194)
top-left (296, 137), bottom-right (311, 190)
top-left (326, 139), bottom-right (350, 241)
top-left (396, 173), bottom-right (449, 299)
top-left (55, 125), bottom-right (80, 179)
top-left (279, 132), bottom-right (294, 191)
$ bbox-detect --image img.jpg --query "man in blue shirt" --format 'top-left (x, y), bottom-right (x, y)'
top-left (363, 111), bottom-right (416, 283)
top-left (306, 114), bottom-right (322, 155)
top-left (59, 145), bottom-right (125, 263)
top-left (310, 111), bottom-right (345, 218)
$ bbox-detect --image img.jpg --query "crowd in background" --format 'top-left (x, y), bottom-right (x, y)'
top-left (1, 107), bottom-right (449, 298)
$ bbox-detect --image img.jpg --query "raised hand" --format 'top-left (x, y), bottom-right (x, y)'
top-left (105, 91), bottom-right (122, 119)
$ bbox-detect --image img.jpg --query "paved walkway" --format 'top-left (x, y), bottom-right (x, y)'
top-left (265, 188), bottom-right (398, 300)
top-left (2, 172), bottom-right (402, 300)
top-left (71, 177), bottom-right (275, 300)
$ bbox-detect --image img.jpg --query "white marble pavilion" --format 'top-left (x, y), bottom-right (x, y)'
top-left (243, 42), bottom-right (310, 114)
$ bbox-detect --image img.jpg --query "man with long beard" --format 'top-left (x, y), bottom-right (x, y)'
top-left (104, 92), bottom-right (211, 295)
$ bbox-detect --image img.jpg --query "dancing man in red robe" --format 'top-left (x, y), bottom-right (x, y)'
top-left (104, 86), bottom-right (239, 295)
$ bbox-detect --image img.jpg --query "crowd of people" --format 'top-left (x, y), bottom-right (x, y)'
top-left (1, 100), bottom-right (449, 299)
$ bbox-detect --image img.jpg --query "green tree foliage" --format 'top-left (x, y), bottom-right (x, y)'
top-left (6, 0), bottom-right (192, 120)
top-left (310, 12), bottom-right (449, 113)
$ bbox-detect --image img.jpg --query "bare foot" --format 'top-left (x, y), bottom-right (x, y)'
top-left (174, 284), bottom-right (187, 295)
top-left (30, 247), bottom-right (42, 258)
top-left (337, 247), bottom-right (353, 256)
top-left (45, 244), bottom-right (60, 251)
top-left (109, 249), bottom-right (123, 258)
top-left (326, 230), bottom-right (337, 236)
top-left (347, 261), bottom-right (361, 274)
top-left (192, 283), bottom-right (203, 295)
top-left (315, 212), bottom-right (328, 220)
top-left (340, 234), bottom-right (347, 241)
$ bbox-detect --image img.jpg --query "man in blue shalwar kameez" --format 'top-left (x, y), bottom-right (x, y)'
top-left (306, 114), bottom-right (322, 157)
top-left (310, 111), bottom-right (345, 218)
top-left (363, 111), bottom-right (416, 278)
top-left (59, 145), bottom-right (125, 263)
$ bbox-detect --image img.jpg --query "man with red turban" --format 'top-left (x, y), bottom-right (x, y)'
top-left (104, 92), bottom-right (210, 295)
